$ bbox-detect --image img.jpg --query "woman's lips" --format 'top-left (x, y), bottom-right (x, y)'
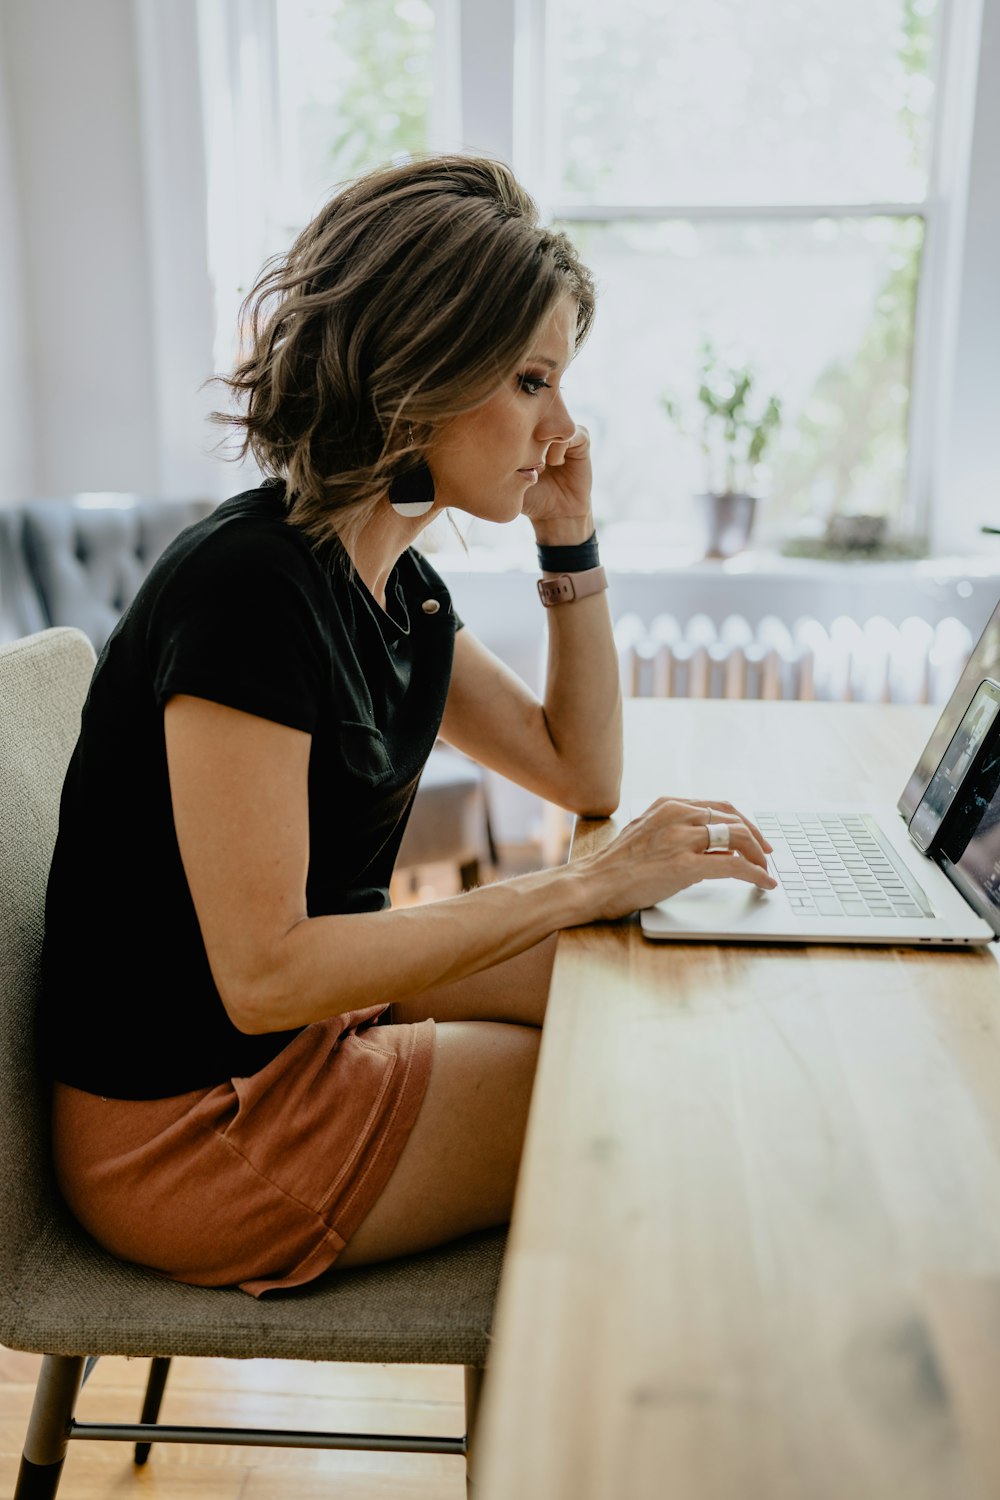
top-left (518, 466), bottom-right (541, 482)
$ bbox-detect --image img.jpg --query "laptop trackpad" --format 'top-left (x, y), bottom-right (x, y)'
top-left (655, 880), bottom-right (765, 932)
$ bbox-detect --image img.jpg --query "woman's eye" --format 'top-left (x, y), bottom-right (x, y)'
top-left (517, 374), bottom-right (551, 396)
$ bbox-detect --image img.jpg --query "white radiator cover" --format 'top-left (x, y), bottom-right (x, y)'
top-left (614, 612), bottom-right (974, 705)
top-left (436, 557), bottom-right (999, 840)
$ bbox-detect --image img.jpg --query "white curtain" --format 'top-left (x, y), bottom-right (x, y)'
top-left (134, 0), bottom-right (258, 500)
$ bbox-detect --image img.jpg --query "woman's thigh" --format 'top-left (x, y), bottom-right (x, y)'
top-left (336, 1019), bottom-right (540, 1268)
top-left (388, 933), bottom-right (557, 1028)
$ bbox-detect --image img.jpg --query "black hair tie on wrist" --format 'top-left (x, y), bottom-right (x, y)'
top-left (536, 531), bottom-right (600, 573)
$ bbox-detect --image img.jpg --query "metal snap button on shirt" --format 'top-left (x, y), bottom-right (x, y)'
top-left (421, 598), bottom-right (441, 614)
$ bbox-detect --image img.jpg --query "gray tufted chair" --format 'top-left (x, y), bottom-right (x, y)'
top-left (0, 495), bottom-right (217, 649)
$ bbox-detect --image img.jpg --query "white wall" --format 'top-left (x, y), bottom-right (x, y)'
top-left (0, 0), bottom-right (159, 498)
top-left (0, 14), bottom-right (33, 500)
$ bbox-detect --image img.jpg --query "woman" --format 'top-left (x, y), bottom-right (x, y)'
top-left (39, 155), bottom-right (774, 1295)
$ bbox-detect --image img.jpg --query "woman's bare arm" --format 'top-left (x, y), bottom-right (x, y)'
top-left (440, 420), bottom-right (622, 816)
top-left (438, 592), bottom-right (622, 819)
top-left (164, 695), bottom-right (773, 1036)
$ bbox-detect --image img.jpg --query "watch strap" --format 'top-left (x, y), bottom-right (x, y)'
top-left (536, 531), bottom-right (600, 573)
top-left (536, 565), bottom-right (609, 607)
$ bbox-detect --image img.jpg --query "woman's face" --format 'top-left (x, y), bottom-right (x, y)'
top-left (425, 295), bottom-right (578, 523)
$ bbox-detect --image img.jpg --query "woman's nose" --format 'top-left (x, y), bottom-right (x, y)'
top-left (536, 389), bottom-right (575, 444)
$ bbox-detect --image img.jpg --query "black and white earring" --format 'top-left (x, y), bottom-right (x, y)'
top-left (389, 426), bottom-right (435, 518)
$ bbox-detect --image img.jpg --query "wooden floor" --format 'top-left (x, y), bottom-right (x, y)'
top-left (0, 1347), bottom-right (466, 1498)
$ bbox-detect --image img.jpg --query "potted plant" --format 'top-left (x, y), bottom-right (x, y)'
top-left (661, 342), bottom-right (783, 558)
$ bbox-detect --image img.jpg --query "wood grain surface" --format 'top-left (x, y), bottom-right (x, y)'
top-left (475, 701), bottom-right (1000, 1500)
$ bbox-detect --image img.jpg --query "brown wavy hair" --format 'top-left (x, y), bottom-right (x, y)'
top-left (213, 154), bottom-right (596, 549)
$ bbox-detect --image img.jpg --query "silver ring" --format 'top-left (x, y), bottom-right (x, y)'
top-left (706, 821), bottom-right (730, 852)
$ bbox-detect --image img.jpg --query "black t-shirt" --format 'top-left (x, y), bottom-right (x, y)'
top-left (39, 482), bottom-right (461, 1099)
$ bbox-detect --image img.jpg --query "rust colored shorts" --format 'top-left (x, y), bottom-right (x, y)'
top-left (51, 1004), bottom-right (435, 1296)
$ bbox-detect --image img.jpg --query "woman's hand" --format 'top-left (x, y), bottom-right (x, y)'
top-left (576, 798), bottom-right (776, 922)
top-left (523, 423), bottom-right (594, 545)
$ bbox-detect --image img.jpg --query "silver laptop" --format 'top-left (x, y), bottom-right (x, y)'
top-left (640, 600), bottom-right (1000, 948)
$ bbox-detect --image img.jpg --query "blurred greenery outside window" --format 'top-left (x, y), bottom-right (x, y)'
top-left (271, 0), bottom-right (436, 229)
top-left (259, 0), bottom-right (940, 553)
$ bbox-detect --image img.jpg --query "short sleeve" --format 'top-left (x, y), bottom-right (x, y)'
top-left (148, 526), bottom-right (329, 733)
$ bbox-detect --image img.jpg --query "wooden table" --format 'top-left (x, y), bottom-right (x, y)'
top-left (475, 700), bottom-right (1000, 1500)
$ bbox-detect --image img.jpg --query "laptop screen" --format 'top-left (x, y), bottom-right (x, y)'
top-left (936, 736), bottom-right (1000, 936)
top-left (898, 598), bottom-right (1000, 822)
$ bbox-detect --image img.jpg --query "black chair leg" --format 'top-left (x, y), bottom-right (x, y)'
top-left (134, 1356), bottom-right (172, 1465)
top-left (14, 1354), bottom-right (86, 1500)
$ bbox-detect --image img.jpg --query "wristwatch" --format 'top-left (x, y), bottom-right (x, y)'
top-left (537, 565), bottom-right (609, 607)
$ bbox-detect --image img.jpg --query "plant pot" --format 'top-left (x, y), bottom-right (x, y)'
top-left (696, 492), bottom-right (757, 559)
top-left (824, 513), bottom-right (887, 551)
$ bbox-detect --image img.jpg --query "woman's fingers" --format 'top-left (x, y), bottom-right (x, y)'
top-left (697, 851), bottom-right (777, 889)
top-left (685, 798), bottom-right (772, 852)
top-left (588, 796), bottom-right (779, 919)
top-left (715, 822), bottom-right (771, 871)
top-left (621, 797), bottom-right (777, 878)
top-left (694, 821), bottom-right (775, 878)
top-left (665, 800), bottom-right (772, 870)
top-left (546, 424), bottom-right (590, 468)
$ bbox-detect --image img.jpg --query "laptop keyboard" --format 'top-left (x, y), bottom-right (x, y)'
top-left (755, 813), bottom-right (934, 920)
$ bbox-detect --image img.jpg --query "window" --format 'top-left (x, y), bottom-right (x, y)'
top-left (199, 0), bottom-right (995, 554)
top-left (531, 0), bottom-right (941, 547)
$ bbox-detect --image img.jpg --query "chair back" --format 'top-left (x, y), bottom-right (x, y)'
top-left (0, 628), bottom-right (96, 1273)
